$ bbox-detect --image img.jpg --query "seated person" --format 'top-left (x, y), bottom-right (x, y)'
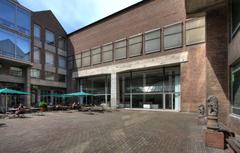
top-left (72, 102), bottom-right (77, 109)
top-left (15, 104), bottom-right (25, 116)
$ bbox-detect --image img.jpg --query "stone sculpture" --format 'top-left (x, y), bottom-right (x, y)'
top-left (207, 96), bottom-right (219, 129)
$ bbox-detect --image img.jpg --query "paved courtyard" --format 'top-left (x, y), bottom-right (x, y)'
top-left (0, 110), bottom-right (223, 153)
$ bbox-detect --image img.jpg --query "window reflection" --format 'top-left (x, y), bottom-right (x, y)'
top-left (16, 7), bottom-right (31, 35)
top-left (0, 28), bottom-right (30, 61)
top-left (0, 0), bottom-right (31, 35)
top-left (16, 35), bottom-right (30, 61)
top-left (80, 75), bottom-right (110, 106)
top-left (0, 28), bottom-right (15, 58)
top-left (0, 0), bottom-right (15, 29)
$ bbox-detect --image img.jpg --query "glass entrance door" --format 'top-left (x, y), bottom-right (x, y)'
top-left (118, 66), bottom-right (181, 111)
top-left (164, 93), bottom-right (175, 110)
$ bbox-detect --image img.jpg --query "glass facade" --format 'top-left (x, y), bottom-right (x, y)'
top-left (0, 0), bottom-right (31, 62)
top-left (232, 0), bottom-right (240, 34)
top-left (119, 66), bottom-right (180, 110)
top-left (231, 62), bottom-right (240, 116)
top-left (80, 75), bottom-right (110, 106)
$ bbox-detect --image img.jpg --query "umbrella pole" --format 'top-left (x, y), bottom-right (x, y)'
top-left (5, 95), bottom-right (7, 113)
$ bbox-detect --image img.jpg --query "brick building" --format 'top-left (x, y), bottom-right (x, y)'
top-left (0, 0), bottom-right (67, 110)
top-left (0, 0), bottom-right (239, 135)
top-left (68, 0), bottom-right (207, 112)
top-left (185, 0), bottom-right (240, 135)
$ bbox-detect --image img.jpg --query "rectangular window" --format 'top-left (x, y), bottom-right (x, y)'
top-left (144, 29), bottom-right (161, 53)
top-left (31, 69), bottom-right (40, 79)
top-left (58, 38), bottom-right (66, 50)
top-left (102, 43), bottom-right (113, 63)
top-left (45, 51), bottom-right (54, 66)
top-left (58, 55), bottom-right (66, 69)
top-left (34, 47), bottom-right (40, 64)
top-left (75, 53), bottom-right (81, 68)
top-left (164, 23), bottom-right (182, 50)
top-left (9, 67), bottom-right (22, 77)
top-left (45, 71), bottom-right (55, 81)
top-left (45, 30), bottom-right (55, 45)
top-left (0, 0), bottom-right (16, 29)
top-left (232, 0), bottom-right (240, 35)
top-left (186, 17), bottom-right (205, 45)
top-left (115, 39), bottom-right (127, 60)
top-left (58, 74), bottom-right (66, 82)
top-left (231, 62), bottom-right (240, 116)
top-left (91, 47), bottom-right (101, 65)
top-left (16, 7), bottom-right (30, 35)
top-left (128, 34), bottom-right (142, 57)
top-left (82, 50), bottom-right (90, 67)
top-left (34, 24), bottom-right (41, 40)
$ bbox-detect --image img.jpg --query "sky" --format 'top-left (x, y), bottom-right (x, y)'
top-left (18, 0), bottom-right (142, 34)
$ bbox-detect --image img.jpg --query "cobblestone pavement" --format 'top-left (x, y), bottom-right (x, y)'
top-left (0, 110), bottom-right (224, 153)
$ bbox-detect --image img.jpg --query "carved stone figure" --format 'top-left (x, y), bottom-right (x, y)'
top-left (207, 96), bottom-right (218, 116)
top-left (198, 104), bottom-right (205, 116)
top-left (207, 96), bottom-right (219, 129)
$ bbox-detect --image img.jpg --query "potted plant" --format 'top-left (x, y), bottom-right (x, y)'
top-left (39, 101), bottom-right (47, 112)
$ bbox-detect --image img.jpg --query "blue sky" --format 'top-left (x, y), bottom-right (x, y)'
top-left (18, 0), bottom-right (142, 34)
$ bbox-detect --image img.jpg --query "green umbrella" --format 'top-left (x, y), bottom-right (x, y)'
top-left (0, 88), bottom-right (30, 113)
top-left (64, 91), bottom-right (95, 97)
top-left (0, 88), bottom-right (30, 95)
top-left (64, 91), bottom-right (95, 105)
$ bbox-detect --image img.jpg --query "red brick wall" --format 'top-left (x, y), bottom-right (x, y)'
top-left (181, 44), bottom-right (207, 112)
top-left (68, 0), bottom-right (186, 54)
top-left (206, 8), bottom-right (229, 124)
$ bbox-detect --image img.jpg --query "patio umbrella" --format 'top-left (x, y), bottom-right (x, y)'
top-left (64, 91), bottom-right (95, 97)
top-left (64, 91), bottom-right (95, 105)
top-left (0, 88), bottom-right (30, 113)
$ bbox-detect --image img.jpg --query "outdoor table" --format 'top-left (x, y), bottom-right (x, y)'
top-left (30, 108), bottom-right (40, 112)
top-left (8, 108), bottom-right (17, 113)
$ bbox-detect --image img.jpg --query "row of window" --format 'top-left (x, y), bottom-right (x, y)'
top-left (30, 68), bottom-right (66, 82)
top-left (0, 66), bottom-right (65, 82)
top-left (0, 66), bottom-right (23, 77)
top-left (0, 0), bottom-right (31, 36)
top-left (34, 24), bottom-right (66, 50)
top-left (70, 17), bottom-right (205, 69)
top-left (33, 47), bottom-right (66, 69)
